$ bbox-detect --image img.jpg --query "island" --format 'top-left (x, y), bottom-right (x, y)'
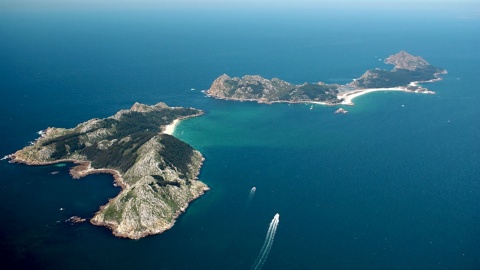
top-left (9, 102), bottom-right (209, 239)
top-left (206, 51), bottom-right (447, 105)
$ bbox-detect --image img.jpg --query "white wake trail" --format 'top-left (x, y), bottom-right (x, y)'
top-left (247, 187), bottom-right (256, 204)
top-left (251, 213), bottom-right (280, 270)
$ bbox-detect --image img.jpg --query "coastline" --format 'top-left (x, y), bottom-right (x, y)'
top-left (205, 59), bottom-right (447, 107)
top-left (337, 87), bottom-right (407, 105)
top-left (337, 86), bottom-right (436, 106)
top-left (162, 111), bottom-right (204, 135)
top-left (8, 110), bottom-right (208, 239)
top-left (205, 71), bottom-right (446, 107)
top-left (336, 71), bottom-right (446, 105)
top-left (203, 90), bottom-right (338, 106)
top-left (205, 87), bottom-right (432, 107)
top-left (9, 141), bottom-right (208, 239)
top-left (9, 155), bottom-right (128, 190)
top-left (163, 119), bottom-right (179, 135)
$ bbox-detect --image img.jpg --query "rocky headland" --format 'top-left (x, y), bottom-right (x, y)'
top-left (350, 50), bottom-right (446, 91)
top-left (207, 74), bottom-right (341, 104)
top-left (10, 102), bottom-right (208, 239)
top-left (206, 51), bottom-right (446, 105)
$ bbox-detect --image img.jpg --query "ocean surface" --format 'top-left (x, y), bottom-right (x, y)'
top-left (0, 9), bottom-right (479, 269)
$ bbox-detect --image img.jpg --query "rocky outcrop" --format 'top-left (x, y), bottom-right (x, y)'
top-left (385, 50), bottom-right (430, 71)
top-left (10, 102), bottom-right (208, 239)
top-left (350, 51), bottom-right (446, 90)
top-left (335, 108), bottom-right (348, 114)
top-left (66, 216), bottom-right (87, 223)
top-left (207, 74), bottom-right (341, 104)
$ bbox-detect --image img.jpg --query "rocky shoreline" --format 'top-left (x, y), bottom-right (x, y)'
top-left (204, 90), bottom-right (339, 106)
top-left (8, 102), bottom-right (209, 239)
top-left (89, 155), bottom-right (209, 240)
top-left (9, 139), bottom-right (209, 239)
top-left (10, 156), bottom-right (127, 189)
top-left (206, 51), bottom-right (446, 107)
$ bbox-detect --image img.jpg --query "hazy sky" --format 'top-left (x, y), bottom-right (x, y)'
top-left (1, 0), bottom-right (479, 12)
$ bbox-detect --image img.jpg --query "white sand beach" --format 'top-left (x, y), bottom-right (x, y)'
top-left (338, 87), bottom-right (406, 105)
top-left (163, 119), bottom-right (180, 135)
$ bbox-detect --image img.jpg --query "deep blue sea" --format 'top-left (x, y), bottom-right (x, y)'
top-left (0, 8), bottom-right (479, 270)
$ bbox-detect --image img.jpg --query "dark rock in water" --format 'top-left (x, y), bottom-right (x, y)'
top-left (66, 216), bottom-right (86, 224)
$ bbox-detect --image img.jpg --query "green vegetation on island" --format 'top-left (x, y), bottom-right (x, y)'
top-left (351, 65), bottom-right (444, 89)
top-left (351, 51), bottom-right (446, 89)
top-left (207, 74), bottom-right (341, 104)
top-left (42, 106), bottom-right (199, 173)
top-left (10, 102), bottom-right (208, 239)
top-left (207, 51), bottom-right (446, 104)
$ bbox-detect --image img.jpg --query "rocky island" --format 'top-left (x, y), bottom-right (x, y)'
top-left (207, 74), bottom-right (341, 104)
top-left (207, 51), bottom-right (446, 105)
top-left (9, 102), bottom-right (208, 239)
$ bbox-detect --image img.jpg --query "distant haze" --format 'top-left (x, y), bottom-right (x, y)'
top-left (1, 0), bottom-right (478, 12)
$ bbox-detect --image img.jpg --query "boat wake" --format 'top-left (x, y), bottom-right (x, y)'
top-left (247, 187), bottom-right (256, 204)
top-left (251, 213), bottom-right (280, 270)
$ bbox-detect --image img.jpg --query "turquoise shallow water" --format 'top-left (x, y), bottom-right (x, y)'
top-left (0, 9), bottom-right (479, 269)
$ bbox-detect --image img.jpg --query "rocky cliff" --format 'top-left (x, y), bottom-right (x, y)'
top-left (384, 50), bottom-right (430, 71)
top-left (207, 51), bottom-right (446, 103)
top-left (11, 102), bottom-right (208, 239)
top-left (207, 74), bottom-right (341, 104)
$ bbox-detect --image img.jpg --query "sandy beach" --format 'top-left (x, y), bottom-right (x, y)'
top-left (338, 87), bottom-right (406, 105)
top-left (337, 71), bottom-right (445, 105)
top-left (163, 119), bottom-right (180, 135)
top-left (162, 111), bottom-right (204, 135)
